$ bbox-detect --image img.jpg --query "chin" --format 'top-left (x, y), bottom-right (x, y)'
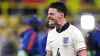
top-left (49, 24), bottom-right (55, 27)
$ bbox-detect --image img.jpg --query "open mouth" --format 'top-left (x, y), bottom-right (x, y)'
top-left (49, 20), bottom-right (54, 24)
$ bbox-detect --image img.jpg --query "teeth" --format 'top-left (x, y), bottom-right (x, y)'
top-left (49, 20), bottom-right (54, 23)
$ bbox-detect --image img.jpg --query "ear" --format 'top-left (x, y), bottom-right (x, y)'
top-left (60, 12), bottom-right (64, 18)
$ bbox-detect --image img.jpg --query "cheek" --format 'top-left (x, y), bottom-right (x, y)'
top-left (53, 15), bottom-right (58, 20)
top-left (52, 15), bottom-right (56, 19)
top-left (55, 15), bottom-right (60, 21)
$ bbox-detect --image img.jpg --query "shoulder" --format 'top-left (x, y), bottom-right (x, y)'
top-left (69, 25), bottom-right (84, 40)
top-left (47, 28), bottom-right (56, 40)
top-left (48, 28), bottom-right (56, 35)
top-left (23, 29), bottom-right (36, 37)
top-left (69, 24), bottom-right (82, 33)
top-left (66, 24), bottom-right (83, 39)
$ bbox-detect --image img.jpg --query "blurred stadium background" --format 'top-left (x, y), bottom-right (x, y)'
top-left (0, 0), bottom-right (100, 56)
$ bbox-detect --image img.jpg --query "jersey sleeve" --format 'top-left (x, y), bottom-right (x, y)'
top-left (72, 28), bottom-right (86, 52)
top-left (46, 32), bottom-right (52, 52)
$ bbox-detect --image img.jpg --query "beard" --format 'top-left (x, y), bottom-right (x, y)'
top-left (48, 20), bottom-right (56, 27)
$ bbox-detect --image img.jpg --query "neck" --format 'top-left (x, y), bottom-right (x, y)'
top-left (56, 18), bottom-right (67, 30)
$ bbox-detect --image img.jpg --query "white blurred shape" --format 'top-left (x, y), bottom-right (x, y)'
top-left (81, 14), bottom-right (95, 30)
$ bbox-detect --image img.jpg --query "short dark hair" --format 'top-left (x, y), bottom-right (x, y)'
top-left (49, 2), bottom-right (67, 17)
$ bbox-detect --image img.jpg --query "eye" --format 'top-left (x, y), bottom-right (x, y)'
top-left (48, 12), bottom-right (55, 16)
top-left (50, 13), bottom-right (55, 15)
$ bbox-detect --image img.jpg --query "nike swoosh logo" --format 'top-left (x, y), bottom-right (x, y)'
top-left (50, 40), bottom-right (54, 43)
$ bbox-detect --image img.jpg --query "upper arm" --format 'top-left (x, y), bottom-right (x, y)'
top-left (46, 33), bottom-right (52, 52)
top-left (27, 32), bottom-right (36, 51)
top-left (78, 49), bottom-right (87, 56)
top-left (46, 51), bottom-right (52, 56)
top-left (72, 28), bottom-right (86, 52)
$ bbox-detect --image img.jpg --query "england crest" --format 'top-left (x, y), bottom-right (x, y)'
top-left (62, 37), bottom-right (69, 47)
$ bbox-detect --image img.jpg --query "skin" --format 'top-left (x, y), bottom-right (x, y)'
top-left (46, 8), bottom-right (87, 56)
top-left (47, 8), bottom-right (66, 31)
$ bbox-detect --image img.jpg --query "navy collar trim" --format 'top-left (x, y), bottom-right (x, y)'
top-left (56, 22), bottom-right (70, 33)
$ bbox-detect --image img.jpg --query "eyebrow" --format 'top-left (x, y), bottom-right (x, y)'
top-left (48, 12), bottom-right (55, 15)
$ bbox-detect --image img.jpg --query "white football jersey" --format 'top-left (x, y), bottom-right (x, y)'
top-left (46, 24), bottom-right (86, 56)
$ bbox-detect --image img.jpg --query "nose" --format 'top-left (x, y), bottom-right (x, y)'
top-left (47, 14), bottom-right (51, 19)
top-left (47, 14), bottom-right (50, 18)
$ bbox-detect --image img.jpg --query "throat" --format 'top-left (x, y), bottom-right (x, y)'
top-left (56, 25), bottom-right (63, 33)
top-left (56, 22), bottom-right (70, 33)
top-left (58, 28), bottom-right (62, 33)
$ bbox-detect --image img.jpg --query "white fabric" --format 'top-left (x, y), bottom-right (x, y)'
top-left (46, 24), bottom-right (86, 56)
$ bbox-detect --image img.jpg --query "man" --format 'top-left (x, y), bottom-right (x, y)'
top-left (18, 15), bottom-right (43, 56)
top-left (46, 2), bottom-right (87, 56)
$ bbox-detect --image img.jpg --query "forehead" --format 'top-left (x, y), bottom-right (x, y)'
top-left (48, 8), bottom-right (58, 13)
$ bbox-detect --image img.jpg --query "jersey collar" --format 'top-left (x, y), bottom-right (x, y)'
top-left (56, 22), bottom-right (70, 33)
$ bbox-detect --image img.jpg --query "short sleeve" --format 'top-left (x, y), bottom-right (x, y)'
top-left (46, 33), bottom-right (52, 52)
top-left (72, 28), bottom-right (86, 52)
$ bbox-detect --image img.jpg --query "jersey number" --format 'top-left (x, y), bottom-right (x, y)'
top-left (56, 48), bottom-right (60, 56)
